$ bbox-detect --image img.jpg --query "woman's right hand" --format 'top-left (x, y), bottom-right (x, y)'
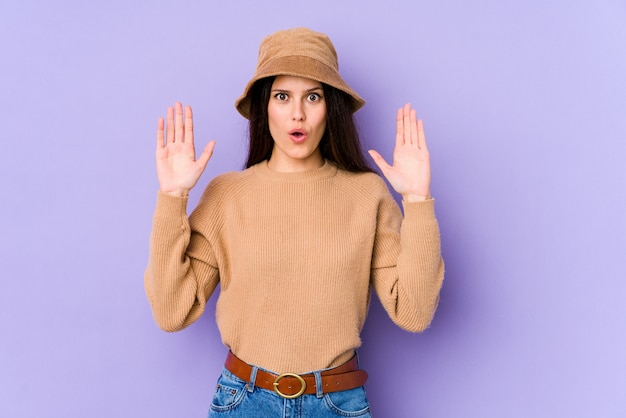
top-left (156, 102), bottom-right (215, 197)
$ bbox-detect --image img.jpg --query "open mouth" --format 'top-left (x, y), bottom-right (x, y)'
top-left (289, 129), bottom-right (307, 142)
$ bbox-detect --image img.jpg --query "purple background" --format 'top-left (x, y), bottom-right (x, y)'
top-left (1, 1), bottom-right (625, 417)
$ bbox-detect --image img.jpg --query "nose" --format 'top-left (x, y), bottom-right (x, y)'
top-left (291, 101), bottom-right (305, 121)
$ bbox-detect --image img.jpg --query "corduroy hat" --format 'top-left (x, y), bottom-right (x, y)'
top-left (235, 28), bottom-right (365, 119)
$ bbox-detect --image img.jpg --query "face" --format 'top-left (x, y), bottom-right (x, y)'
top-left (267, 75), bottom-right (327, 172)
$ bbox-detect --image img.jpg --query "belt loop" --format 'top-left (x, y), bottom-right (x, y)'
top-left (313, 371), bottom-right (323, 398)
top-left (355, 350), bottom-right (361, 368)
top-left (247, 366), bottom-right (258, 393)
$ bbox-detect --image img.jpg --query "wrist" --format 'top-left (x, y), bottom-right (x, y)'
top-left (160, 188), bottom-right (189, 198)
top-left (402, 193), bottom-right (430, 202)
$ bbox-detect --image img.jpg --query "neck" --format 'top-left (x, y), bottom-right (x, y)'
top-left (267, 154), bottom-right (324, 173)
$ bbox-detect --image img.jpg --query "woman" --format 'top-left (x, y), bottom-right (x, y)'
top-left (146, 27), bottom-right (444, 417)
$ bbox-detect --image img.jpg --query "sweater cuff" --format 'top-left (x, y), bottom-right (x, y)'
top-left (401, 198), bottom-right (436, 221)
top-left (154, 191), bottom-right (189, 220)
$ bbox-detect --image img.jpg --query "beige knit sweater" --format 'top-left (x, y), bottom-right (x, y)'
top-left (145, 160), bottom-right (444, 374)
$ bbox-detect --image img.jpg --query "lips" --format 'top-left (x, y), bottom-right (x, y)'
top-left (289, 129), bottom-right (307, 144)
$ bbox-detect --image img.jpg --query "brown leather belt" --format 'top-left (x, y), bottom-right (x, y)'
top-left (224, 352), bottom-right (368, 399)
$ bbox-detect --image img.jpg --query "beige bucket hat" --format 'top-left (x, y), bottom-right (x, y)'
top-left (235, 27), bottom-right (365, 119)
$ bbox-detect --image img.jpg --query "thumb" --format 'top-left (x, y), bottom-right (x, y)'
top-left (197, 141), bottom-right (216, 170)
top-left (368, 149), bottom-right (391, 175)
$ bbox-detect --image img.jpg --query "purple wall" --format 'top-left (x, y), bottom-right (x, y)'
top-left (1, 1), bottom-right (625, 417)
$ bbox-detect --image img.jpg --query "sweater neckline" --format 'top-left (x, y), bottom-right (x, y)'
top-left (252, 159), bottom-right (338, 182)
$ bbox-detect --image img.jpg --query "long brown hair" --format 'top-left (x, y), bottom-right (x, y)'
top-left (245, 77), bottom-right (374, 173)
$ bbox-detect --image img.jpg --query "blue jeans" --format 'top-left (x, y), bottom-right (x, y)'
top-left (208, 368), bottom-right (372, 417)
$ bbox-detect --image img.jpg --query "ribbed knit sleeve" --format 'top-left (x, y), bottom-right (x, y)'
top-left (370, 194), bottom-right (444, 332)
top-left (144, 192), bottom-right (219, 332)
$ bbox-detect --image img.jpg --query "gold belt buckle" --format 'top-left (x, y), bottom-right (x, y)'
top-left (273, 373), bottom-right (306, 399)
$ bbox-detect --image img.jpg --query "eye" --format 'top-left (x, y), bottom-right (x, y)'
top-left (274, 92), bottom-right (288, 101)
top-left (307, 93), bottom-right (322, 102)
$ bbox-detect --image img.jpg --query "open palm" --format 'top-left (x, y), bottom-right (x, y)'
top-left (156, 102), bottom-right (215, 196)
top-left (369, 103), bottom-right (431, 201)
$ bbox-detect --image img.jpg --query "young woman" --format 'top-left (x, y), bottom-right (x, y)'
top-left (145, 27), bottom-right (444, 417)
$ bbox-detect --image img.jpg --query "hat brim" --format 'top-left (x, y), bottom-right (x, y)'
top-left (235, 55), bottom-right (365, 119)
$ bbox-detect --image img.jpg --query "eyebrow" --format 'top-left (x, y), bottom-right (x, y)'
top-left (270, 86), bottom-right (324, 93)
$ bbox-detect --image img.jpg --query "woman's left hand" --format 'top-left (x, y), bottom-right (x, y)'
top-left (368, 103), bottom-right (431, 202)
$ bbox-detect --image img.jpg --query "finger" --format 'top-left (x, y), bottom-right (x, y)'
top-left (156, 117), bottom-right (164, 150)
top-left (166, 106), bottom-right (174, 144)
top-left (184, 105), bottom-right (194, 146)
top-left (395, 107), bottom-right (404, 147)
top-left (174, 102), bottom-right (184, 143)
top-left (403, 103), bottom-right (412, 144)
top-left (410, 108), bottom-right (418, 146)
top-left (417, 119), bottom-right (428, 151)
top-left (196, 140), bottom-right (216, 169)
